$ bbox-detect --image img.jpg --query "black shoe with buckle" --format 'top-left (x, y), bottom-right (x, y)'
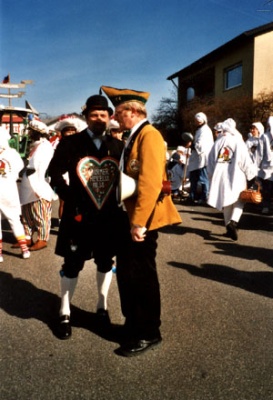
top-left (57, 315), bottom-right (71, 340)
top-left (116, 336), bottom-right (162, 357)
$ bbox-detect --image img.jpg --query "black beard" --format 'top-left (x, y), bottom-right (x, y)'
top-left (91, 121), bottom-right (107, 136)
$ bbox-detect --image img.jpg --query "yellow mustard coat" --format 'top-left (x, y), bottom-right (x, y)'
top-left (123, 122), bottom-right (182, 230)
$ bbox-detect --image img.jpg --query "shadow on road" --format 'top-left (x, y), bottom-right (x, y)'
top-left (0, 271), bottom-right (122, 343)
top-left (159, 223), bottom-right (213, 240)
top-left (168, 261), bottom-right (273, 298)
top-left (184, 207), bottom-right (273, 233)
top-left (208, 241), bottom-right (273, 268)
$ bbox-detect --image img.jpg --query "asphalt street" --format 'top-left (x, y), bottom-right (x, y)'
top-left (0, 200), bottom-right (273, 400)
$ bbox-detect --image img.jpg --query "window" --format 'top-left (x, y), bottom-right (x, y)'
top-left (224, 63), bottom-right (242, 90)
top-left (186, 87), bottom-right (195, 101)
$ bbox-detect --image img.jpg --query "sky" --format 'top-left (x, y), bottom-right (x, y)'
top-left (0, 0), bottom-right (272, 119)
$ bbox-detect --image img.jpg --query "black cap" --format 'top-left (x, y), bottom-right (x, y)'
top-left (181, 132), bottom-right (193, 144)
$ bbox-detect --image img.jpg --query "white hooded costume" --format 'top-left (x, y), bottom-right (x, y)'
top-left (0, 131), bottom-right (26, 240)
top-left (259, 116), bottom-right (273, 182)
top-left (245, 122), bottom-right (265, 168)
top-left (207, 118), bottom-right (257, 211)
top-left (188, 112), bottom-right (214, 172)
top-left (19, 123), bottom-right (54, 206)
top-left (18, 120), bottom-right (54, 245)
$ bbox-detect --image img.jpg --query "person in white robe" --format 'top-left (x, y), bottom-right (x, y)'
top-left (246, 122), bottom-right (265, 167)
top-left (18, 120), bottom-right (54, 251)
top-left (0, 129), bottom-right (30, 261)
top-left (259, 116), bottom-right (273, 214)
top-left (188, 112), bottom-right (214, 204)
top-left (207, 118), bottom-right (257, 241)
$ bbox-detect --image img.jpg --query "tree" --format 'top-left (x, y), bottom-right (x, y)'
top-left (151, 91), bottom-right (182, 146)
top-left (253, 91), bottom-right (273, 122)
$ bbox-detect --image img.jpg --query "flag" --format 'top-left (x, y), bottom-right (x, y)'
top-left (2, 74), bottom-right (10, 84)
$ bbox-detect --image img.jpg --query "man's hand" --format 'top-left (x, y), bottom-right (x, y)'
top-left (131, 225), bottom-right (147, 242)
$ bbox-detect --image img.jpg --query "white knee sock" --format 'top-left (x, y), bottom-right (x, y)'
top-left (230, 200), bottom-right (244, 223)
top-left (96, 270), bottom-right (113, 310)
top-left (223, 205), bottom-right (233, 226)
top-left (223, 201), bottom-right (244, 225)
top-left (59, 276), bottom-right (78, 317)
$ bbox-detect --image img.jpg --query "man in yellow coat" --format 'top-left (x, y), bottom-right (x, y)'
top-left (101, 86), bottom-right (182, 357)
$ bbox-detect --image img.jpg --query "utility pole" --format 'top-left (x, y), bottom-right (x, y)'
top-left (0, 76), bottom-right (33, 107)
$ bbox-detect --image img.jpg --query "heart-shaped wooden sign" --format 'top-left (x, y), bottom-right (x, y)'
top-left (76, 156), bottom-right (119, 209)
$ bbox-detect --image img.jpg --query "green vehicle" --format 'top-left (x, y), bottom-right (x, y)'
top-left (0, 103), bottom-right (39, 159)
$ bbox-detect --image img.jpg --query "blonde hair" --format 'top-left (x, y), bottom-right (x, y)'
top-left (121, 101), bottom-right (147, 118)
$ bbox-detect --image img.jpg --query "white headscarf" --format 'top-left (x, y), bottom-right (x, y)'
top-left (252, 122), bottom-right (264, 136)
top-left (221, 118), bottom-right (241, 136)
top-left (266, 116), bottom-right (273, 141)
top-left (214, 122), bottom-right (223, 132)
top-left (195, 112), bottom-right (207, 124)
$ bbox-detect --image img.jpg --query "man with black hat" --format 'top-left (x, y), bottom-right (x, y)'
top-left (48, 94), bottom-right (124, 340)
top-left (101, 86), bottom-right (182, 357)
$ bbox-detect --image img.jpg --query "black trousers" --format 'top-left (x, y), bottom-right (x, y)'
top-left (116, 214), bottom-right (161, 340)
top-left (59, 206), bottom-right (124, 279)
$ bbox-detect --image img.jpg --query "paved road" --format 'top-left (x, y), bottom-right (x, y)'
top-left (0, 200), bottom-right (273, 400)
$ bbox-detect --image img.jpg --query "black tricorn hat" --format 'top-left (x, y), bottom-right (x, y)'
top-left (81, 95), bottom-right (113, 116)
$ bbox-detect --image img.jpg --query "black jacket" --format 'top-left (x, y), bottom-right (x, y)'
top-left (48, 130), bottom-right (124, 258)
